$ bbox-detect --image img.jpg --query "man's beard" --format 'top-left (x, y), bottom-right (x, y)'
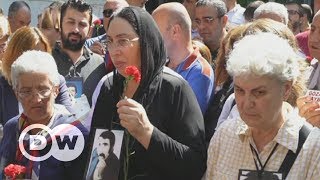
top-left (61, 32), bottom-right (86, 51)
top-left (291, 21), bottom-right (301, 32)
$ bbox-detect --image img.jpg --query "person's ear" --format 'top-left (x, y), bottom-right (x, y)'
top-left (222, 15), bottom-right (228, 27)
top-left (171, 24), bottom-right (181, 39)
top-left (53, 86), bottom-right (60, 98)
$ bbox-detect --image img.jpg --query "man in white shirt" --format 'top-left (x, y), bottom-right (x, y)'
top-left (222, 0), bottom-right (245, 29)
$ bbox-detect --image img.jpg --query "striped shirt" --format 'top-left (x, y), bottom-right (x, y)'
top-left (205, 110), bottom-right (320, 180)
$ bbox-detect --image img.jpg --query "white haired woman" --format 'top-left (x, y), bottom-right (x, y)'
top-left (205, 33), bottom-right (320, 180)
top-left (0, 50), bottom-right (88, 179)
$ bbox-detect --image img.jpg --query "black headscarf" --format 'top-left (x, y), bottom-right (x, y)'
top-left (107, 7), bottom-right (167, 106)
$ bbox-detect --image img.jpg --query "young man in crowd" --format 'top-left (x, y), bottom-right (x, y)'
top-left (52, 0), bottom-right (106, 106)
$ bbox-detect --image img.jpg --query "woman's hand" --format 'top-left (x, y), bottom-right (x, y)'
top-left (297, 96), bottom-right (320, 127)
top-left (117, 98), bottom-right (154, 149)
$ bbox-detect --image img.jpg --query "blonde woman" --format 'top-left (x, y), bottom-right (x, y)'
top-left (0, 27), bottom-right (73, 125)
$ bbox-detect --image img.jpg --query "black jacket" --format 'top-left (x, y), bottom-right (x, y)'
top-left (91, 68), bottom-right (206, 180)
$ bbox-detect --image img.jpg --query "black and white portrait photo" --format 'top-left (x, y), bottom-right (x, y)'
top-left (85, 129), bottom-right (123, 180)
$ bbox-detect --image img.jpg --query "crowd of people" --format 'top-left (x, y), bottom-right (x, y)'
top-left (0, 0), bottom-right (319, 179)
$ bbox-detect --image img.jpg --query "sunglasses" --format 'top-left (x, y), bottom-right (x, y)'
top-left (103, 9), bottom-right (114, 18)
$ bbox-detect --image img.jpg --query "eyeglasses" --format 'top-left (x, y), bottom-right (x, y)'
top-left (17, 87), bottom-right (54, 100)
top-left (103, 9), bottom-right (114, 18)
top-left (287, 10), bottom-right (300, 16)
top-left (194, 15), bottom-right (224, 26)
top-left (105, 37), bottom-right (139, 51)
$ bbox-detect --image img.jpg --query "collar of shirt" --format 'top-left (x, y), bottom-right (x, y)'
top-left (227, 4), bottom-right (244, 14)
top-left (172, 47), bottom-right (201, 73)
top-left (235, 108), bottom-right (305, 153)
top-left (54, 43), bottom-right (92, 65)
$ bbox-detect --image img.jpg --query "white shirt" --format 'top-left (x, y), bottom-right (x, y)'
top-left (226, 4), bottom-right (245, 28)
top-left (205, 109), bottom-right (320, 180)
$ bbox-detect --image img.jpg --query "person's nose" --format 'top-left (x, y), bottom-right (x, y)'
top-left (242, 94), bottom-right (255, 109)
top-left (108, 46), bottom-right (121, 56)
top-left (72, 24), bottom-right (80, 33)
top-left (30, 93), bottom-right (43, 103)
top-left (197, 22), bottom-right (206, 32)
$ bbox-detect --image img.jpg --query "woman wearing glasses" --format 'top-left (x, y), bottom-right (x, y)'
top-left (90, 6), bottom-right (206, 179)
top-left (0, 27), bottom-right (73, 125)
top-left (0, 51), bottom-right (88, 179)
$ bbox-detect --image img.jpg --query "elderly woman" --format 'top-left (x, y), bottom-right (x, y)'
top-left (0, 50), bottom-right (87, 179)
top-left (215, 19), bottom-right (308, 129)
top-left (90, 6), bottom-right (206, 179)
top-left (205, 33), bottom-right (320, 179)
top-left (0, 27), bottom-right (73, 125)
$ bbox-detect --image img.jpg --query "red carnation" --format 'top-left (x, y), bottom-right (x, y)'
top-left (4, 164), bottom-right (26, 179)
top-left (125, 66), bottom-right (141, 83)
top-left (93, 19), bottom-right (103, 36)
top-left (306, 56), bottom-right (313, 62)
top-left (93, 19), bottom-right (102, 27)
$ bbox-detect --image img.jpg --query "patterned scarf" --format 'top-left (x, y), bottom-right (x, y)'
top-left (15, 113), bottom-right (43, 179)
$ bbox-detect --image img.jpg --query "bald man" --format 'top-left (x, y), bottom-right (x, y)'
top-left (153, 2), bottom-right (214, 115)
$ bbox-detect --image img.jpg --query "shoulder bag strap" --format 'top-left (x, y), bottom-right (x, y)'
top-left (278, 124), bottom-right (311, 179)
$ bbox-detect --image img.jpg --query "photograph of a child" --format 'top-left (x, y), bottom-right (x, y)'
top-left (85, 129), bottom-right (123, 180)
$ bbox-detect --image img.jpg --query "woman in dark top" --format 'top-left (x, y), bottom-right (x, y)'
top-left (91, 6), bottom-right (206, 180)
top-left (0, 27), bottom-right (73, 125)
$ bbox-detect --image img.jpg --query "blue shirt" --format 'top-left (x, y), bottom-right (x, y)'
top-left (173, 48), bottom-right (214, 114)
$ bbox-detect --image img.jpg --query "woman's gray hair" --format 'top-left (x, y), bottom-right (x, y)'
top-left (254, 2), bottom-right (289, 25)
top-left (226, 33), bottom-right (300, 84)
top-left (11, 50), bottom-right (59, 89)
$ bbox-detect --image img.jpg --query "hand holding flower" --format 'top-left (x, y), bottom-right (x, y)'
top-left (120, 65), bottom-right (144, 180)
top-left (117, 98), bottom-right (154, 149)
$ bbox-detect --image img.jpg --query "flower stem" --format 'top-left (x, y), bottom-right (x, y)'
top-left (124, 130), bottom-right (130, 180)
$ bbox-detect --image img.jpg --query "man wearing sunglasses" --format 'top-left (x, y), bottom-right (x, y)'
top-left (85, 0), bottom-right (128, 58)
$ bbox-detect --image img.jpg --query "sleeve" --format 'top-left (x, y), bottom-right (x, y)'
top-left (186, 66), bottom-right (214, 114)
top-left (146, 80), bottom-right (207, 179)
top-left (84, 37), bottom-right (96, 48)
top-left (0, 118), bottom-right (18, 177)
top-left (55, 75), bottom-right (74, 114)
top-left (216, 93), bottom-right (235, 130)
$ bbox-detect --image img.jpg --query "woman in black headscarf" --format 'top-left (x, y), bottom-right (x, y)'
top-left (90, 6), bottom-right (206, 180)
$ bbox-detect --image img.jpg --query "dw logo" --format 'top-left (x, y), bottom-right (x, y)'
top-left (18, 124), bottom-right (85, 162)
